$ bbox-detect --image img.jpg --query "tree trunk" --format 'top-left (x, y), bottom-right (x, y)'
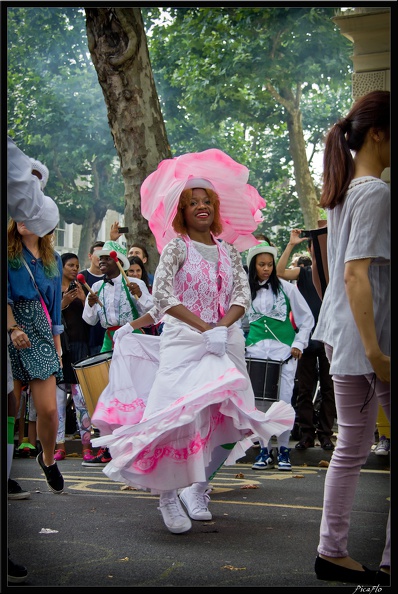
top-left (85, 7), bottom-right (172, 271)
top-left (266, 84), bottom-right (320, 230)
top-left (78, 209), bottom-right (103, 269)
top-left (77, 159), bottom-right (108, 267)
top-left (286, 109), bottom-right (320, 230)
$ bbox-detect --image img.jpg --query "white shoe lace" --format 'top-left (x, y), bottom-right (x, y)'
top-left (190, 489), bottom-right (211, 513)
top-left (159, 498), bottom-right (186, 520)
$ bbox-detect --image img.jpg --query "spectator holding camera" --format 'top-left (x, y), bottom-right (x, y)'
top-left (54, 253), bottom-right (94, 463)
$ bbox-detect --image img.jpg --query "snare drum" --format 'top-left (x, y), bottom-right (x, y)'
top-left (245, 357), bottom-right (282, 402)
top-left (72, 351), bottom-right (113, 417)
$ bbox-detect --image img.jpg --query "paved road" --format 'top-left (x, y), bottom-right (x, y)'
top-left (6, 441), bottom-right (390, 589)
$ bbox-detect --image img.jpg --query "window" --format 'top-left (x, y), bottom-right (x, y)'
top-left (54, 219), bottom-right (65, 248)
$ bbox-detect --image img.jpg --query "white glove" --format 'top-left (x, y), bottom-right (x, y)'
top-left (113, 323), bottom-right (133, 343)
top-left (203, 326), bottom-right (228, 357)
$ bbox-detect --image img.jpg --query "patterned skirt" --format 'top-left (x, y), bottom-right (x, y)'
top-left (8, 299), bottom-right (63, 383)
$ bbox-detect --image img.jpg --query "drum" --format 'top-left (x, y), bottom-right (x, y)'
top-left (245, 357), bottom-right (282, 402)
top-left (72, 351), bottom-right (113, 417)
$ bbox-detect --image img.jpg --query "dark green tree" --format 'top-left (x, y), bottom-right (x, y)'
top-left (142, 6), bottom-right (353, 254)
top-left (7, 6), bottom-right (125, 265)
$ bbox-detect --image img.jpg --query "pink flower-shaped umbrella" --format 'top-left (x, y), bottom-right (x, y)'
top-left (140, 149), bottom-right (266, 253)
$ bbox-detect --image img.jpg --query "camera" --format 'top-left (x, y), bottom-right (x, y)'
top-left (301, 230), bottom-right (311, 238)
top-left (68, 281), bottom-right (77, 291)
top-left (118, 226), bottom-right (129, 234)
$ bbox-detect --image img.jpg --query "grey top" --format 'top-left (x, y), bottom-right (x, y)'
top-left (312, 176), bottom-right (390, 375)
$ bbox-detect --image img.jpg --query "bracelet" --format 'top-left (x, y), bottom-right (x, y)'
top-left (8, 324), bottom-right (22, 334)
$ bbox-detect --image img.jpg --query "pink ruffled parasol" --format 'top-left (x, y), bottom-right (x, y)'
top-left (140, 149), bottom-right (266, 253)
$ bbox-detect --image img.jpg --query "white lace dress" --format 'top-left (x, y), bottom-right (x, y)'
top-left (92, 236), bottom-right (295, 493)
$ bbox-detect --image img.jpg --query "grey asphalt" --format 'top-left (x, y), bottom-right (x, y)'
top-left (6, 435), bottom-right (391, 590)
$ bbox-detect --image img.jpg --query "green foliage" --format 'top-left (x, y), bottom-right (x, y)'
top-left (7, 6), bottom-right (124, 226)
top-left (8, 5), bottom-right (353, 258)
top-left (142, 6), bottom-right (353, 251)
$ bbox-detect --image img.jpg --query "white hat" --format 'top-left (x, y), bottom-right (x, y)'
top-left (96, 240), bottom-right (130, 271)
top-left (24, 194), bottom-right (60, 237)
top-left (184, 177), bottom-right (215, 190)
top-left (30, 158), bottom-right (49, 190)
top-left (246, 241), bottom-right (278, 269)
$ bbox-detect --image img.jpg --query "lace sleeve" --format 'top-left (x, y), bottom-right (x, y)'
top-left (224, 243), bottom-right (251, 311)
top-left (151, 238), bottom-right (187, 321)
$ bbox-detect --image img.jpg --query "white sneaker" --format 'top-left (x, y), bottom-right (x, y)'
top-left (374, 436), bottom-right (390, 456)
top-left (179, 485), bottom-right (212, 521)
top-left (158, 496), bottom-right (192, 534)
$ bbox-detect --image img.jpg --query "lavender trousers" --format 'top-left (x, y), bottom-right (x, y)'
top-left (318, 345), bottom-right (390, 568)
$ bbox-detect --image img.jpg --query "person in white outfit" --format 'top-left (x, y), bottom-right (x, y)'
top-left (90, 149), bottom-right (296, 535)
top-left (245, 241), bottom-right (314, 471)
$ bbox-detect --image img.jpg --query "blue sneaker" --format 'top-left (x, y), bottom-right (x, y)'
top-left (277, 446), bottom-right (291, 471)
top-left (252, 447), bottom-right (275, 470)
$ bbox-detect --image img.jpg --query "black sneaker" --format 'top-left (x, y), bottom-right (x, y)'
top-left (36, 451), bottom-right (64, 493)
top-left (8, 478), bottom-right (31, 500)
top-left (295, 435), bottom-right (315, 450)
top-left (81, 447), bottom-right (112, 467)
top-left (8, 556), bottom-right (28, 584)
top-left (320, 438), bottom-right (335, 451)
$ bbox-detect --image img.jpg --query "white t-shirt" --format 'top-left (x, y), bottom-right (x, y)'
top-left (312, 176), bottom-right (390, 375)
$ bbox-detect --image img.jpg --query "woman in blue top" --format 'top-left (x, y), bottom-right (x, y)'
top-left (7, 218), bottom-right (64, 494)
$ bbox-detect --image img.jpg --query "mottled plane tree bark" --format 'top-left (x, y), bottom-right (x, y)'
top-left (85, 7), bottom-right (172, 269)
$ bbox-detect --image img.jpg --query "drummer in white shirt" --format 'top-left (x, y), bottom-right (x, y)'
top-left (82, 240), bottom-right (153, 352)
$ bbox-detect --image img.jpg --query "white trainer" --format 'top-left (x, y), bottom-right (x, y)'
top-left (374, 436), bottom-right (390, 456)
top-left (179, 485), bottom-right (212, 521)
top-left (158, 496), bottom-right (192, 534)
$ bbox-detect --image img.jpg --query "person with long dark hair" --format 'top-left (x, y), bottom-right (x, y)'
top-left (128, 255), bottom-right (161, 335)
top-left (127, 255), bottom-right (151, 291)
top-left (54, 252), bottom-right (94, 463)
top-left (312, 90), bottom-right (390, 586)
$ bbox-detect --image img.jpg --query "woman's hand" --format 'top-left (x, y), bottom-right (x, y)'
top-left (62, 286), bottom-right (78, 309)
top-left (369, 352), bottom-right (390, 384)
top-left (75, 282), bottom-right (86, 303)
top-left (10, 327), bottom-right (31, 349)
top-left (128, 282), bottom-right (142, 299)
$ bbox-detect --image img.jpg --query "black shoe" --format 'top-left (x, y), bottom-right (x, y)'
top-left (375, 569), bottom-right (390, 586)
top-left (36, 451), bottom-right (64, 493)
top-left (8, 478), bottom-right (31, 500)
top-left (8, 556), bottom-right (28, 584)
top-left (320, 438), bottom-right (335, 451)
top-left (315, 556), bottom-right (377, 585)
top-left (295, 435), bottom-right (315, 450)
